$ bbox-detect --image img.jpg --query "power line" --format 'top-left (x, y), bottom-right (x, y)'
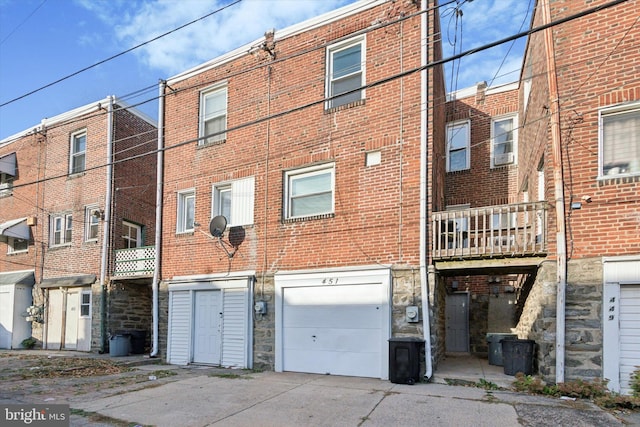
top-left (0, 0), bottom-right (242, 108)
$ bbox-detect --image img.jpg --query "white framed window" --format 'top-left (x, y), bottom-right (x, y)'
top-left (51, 213), bottom-right (72, 246)
top-left (69, 130), bottom-right (87, 174)
top-left (177, 189), bottom-right (195, 233)
top-left (491, 114), bottom-right (517, 167)
top-left (85, 206), bottom-right (100, 242)
top-left (212, 177), bottom-right (255, 227)
top-left (492, 211), bottom-right (516, 229)
top-left (199, 85), bottom-right (227, 145)
top-left (80, 290), bottom-right (92, 317)
top-left (446, 120), bottom-right (470, 172)
top-left (445, 204), bottom-right (470, 249)
top-left (326, 36), bottom-right (365, 109)
top-left (8, 237), bottom-right (28, 254)
top-left (599, 102), bottom-right (640, 177)
top-left (122, 220), bottom-right (142, 248)
top-left (285, 164), bottom-right (334, 219)
top-left (0, 173), bottom-right (13, 196)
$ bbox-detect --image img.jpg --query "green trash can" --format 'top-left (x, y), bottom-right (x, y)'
top-left (486, 333), bottom-right (517, 366)
top-left (502, 339), bottom-right (535, 375)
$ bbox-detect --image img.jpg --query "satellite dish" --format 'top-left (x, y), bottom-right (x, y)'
top-left (209, 215), bottom-right (227, 237)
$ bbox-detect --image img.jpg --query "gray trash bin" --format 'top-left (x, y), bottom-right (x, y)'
top-left (487, 333), bottom-right (517, 366)
top-left (109, 334), bottom-right (130, 357)
top-left (502, 339), bottom-right (535, 375)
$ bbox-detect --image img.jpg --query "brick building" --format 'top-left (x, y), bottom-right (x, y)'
top-left (435, 0), bottom-right (639, 395)
top-left (157, 0), bottom-right (445, 379)
top-left (0, 97), bottom-right (157, 352)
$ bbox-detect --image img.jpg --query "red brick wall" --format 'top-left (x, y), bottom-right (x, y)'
top-left (161, 1), bottom-right (440, 278)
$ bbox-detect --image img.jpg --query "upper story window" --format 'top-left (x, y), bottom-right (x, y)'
top-left (326, 37), bottom-right (365, 109)
top-left (285, 164), bottom-right (334, 219)
top-left (122, 221), bottom-right (142, 248)
top-left (599, 102), bottom-right (640, 177)
top-left (85, 207), bottom-right (100, 242)
top-left (69, 131), bottom-right (86, 174)
top-left (446, 120), bottom-right (470, 172)
top-left (8, 237), bottom-right (28, 254)
top-left (51, 213), bottom-right (72, 246)
top-left (212, 176), bottom-right (255, 227)
top-left (177, 189), bottom-right (195, 233)
top-left (491, 115), bottom-right (517, 167)
top-left (0, 173), bottom-right (13, 197)
top-left (199, 85), bottom-right (227, 145)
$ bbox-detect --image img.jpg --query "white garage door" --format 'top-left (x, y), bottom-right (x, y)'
top-left (0, 289), bottom-right (12, 349)
top-left (619, 285), bottom-right (640, 395)
top-left (282, 283), bottom-right (386, 378)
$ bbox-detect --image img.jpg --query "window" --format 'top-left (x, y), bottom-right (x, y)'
top-left (445, 205), bottom-right (469, 249)
top-left (446, 121), bottom-right (470, 172)
top-left (177, 189), bottom-right (195, 233)
top-left (70, 131), bottom-right (86, 174)
top-left (327, 37), bottom-right (365, 109)
top-left (51, 214), bottom-right (72, 246)
top-left (200, 85), bottom-right (227, 145)
top-left (491, 115), bottom-right (517, 167)
top-left (122, 221), bottom-right (142, 248)
top-left (492, 211), bottom-right (516, 229)
top-left (0, 173), bottom-right (13, 196)
top-left (600, 103), bottom-right (640, 177)
top-left (85, 207), bottom-right (100, 242)
top-left (212, 177), bottom-right (255, 227)
top-left (80, 290), bottom-right (91, 317)
top-left (8, 237), bottom-right (28, 254)
top-left (285, 164), bottom-right (334, 219)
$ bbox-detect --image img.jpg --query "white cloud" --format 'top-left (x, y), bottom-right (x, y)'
top-left (77, 0), bottom-right (354, 76)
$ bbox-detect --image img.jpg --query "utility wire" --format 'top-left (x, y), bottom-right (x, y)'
top-left (0, 0), bottom-right (242, 108)
top-left (0, 0), bottom-right (48, 45)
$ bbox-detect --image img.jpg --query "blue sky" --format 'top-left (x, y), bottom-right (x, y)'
top-left (0, 0), bottom-right (532, 141)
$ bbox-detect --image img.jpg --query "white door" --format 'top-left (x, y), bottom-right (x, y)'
top-left (446, 293), bottom-right (469, 352)
top-left (46, 289), bottom-right (64, 350)
top-left (282, 283), bottom-right (385, 378)
top-left (619, 285), bottom-right (640, 395)
top-left (64, 290), bottom-right (79, 349)
top-left (193, 290), bottom-right (222, 364)
top-left (0, 289), bottom-right (12, 349)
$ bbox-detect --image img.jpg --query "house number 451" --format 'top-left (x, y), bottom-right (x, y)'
top-left (322, 278), bottom-right (339, 285)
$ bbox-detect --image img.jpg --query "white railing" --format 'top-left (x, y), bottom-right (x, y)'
top-left (432, 202), bottom-right (547, 259)
top-left (113, 246), bottom-right (156, 277)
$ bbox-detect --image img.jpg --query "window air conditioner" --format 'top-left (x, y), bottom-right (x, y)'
top-left (494, 152), bottom-right (514, 165)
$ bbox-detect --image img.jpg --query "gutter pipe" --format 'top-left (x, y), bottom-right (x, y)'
top-left (150, 81), bottom-right (165, 357)
top-left (420, 0), bottom-right (433, 380)
top-left (99, 96), bottom-right (115, 353)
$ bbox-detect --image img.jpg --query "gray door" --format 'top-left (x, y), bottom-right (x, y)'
top-left (446, 292), bottom-right (469, 352)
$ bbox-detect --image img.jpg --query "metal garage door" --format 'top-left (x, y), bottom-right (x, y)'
top-left (282, 283), bottom-right (385, 378)
top-left (619, 285), bottom-right (640, 395)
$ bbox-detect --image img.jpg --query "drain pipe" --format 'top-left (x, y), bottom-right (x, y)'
top-left (420, 0), bottom-right (433, 380)
top-left (541, 0), bottom-right (567, 384)
top-left (150, 81), bottom-right (165, 358)
top-left (100, 96), bottom-right (115, 353)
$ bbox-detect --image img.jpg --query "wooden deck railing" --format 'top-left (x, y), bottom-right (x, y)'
top-left (432, 202), bottom-right (548, 259)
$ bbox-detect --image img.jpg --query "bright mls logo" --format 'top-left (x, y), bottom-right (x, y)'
top-left (1, 404), bottom-right (69, 426)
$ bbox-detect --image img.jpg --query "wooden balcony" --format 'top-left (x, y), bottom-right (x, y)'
top-left (432, 202), bottom-right (548, 260)
top-left (113, 246), bottom-right (156, 277)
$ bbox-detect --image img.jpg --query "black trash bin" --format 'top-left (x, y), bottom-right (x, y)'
top-left (389, 337), bottom-right (424, 385)
top-left (502, 339), bottom-right (535, 376)
top-left (117, 330), bottom-right (146, 354)
top-left (486, 333), bottom-right (517, 366)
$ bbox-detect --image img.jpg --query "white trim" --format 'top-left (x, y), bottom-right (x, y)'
top-left (176, 188), bottom-right (195, 234)
top-left (446, 119), bottom-right (470, 172)
top-left (284, 163), bottom-right (335, 219)
top-left (598, 101), bottom-right (640, 179)
top-left (490, 113), bottom-right (518, 168)
top-left (170, 270), bottom-right (256, 283)
top-left (325, 35), bottom-right (366, 109)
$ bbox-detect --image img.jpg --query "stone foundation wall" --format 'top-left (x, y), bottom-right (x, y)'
top-left (107, 281), bottom-right (152, 353)
top-left (253, 275), bottom-right (275, 371)
top-left (516, 258), bottom-right (603, 383)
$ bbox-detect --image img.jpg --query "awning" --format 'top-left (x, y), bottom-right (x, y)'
top-left (40, 274), bottom-right (96, 289)
top-left (0, 270), bottom-right (35, 286)
top-left (0, 217), bottom-right (29, 240)
top-left (0, 152), bottom-right (17, 177)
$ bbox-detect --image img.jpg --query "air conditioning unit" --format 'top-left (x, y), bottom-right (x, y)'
top-left (494, 152), bottom-right (515, 166)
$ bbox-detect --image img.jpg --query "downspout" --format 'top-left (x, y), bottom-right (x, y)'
top-left (150, 80), bottom-right (166, 357)
top-left (420, 0), bottom-right (433, 380)
top-left (541, 0), bottom-right (567, 384)
top-left (99, 96), bottom-right (115, 353)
